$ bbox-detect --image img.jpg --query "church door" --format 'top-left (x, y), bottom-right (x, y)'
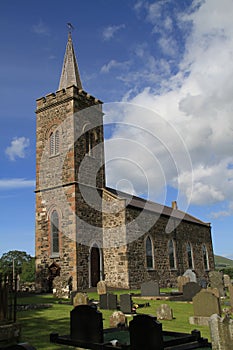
top-left (90, 246), bottom-right (100, 287)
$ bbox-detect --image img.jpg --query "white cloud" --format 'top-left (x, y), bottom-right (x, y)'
top-left (101, 60), bottom-right (129, 73)
top-left (5, 137), bottom-right (30, 161)
top-left (104, 0), bottom-right (233, 214)
top-left (102, 24), bottom-right (125, 41)
top-left (0, 178), bottom-right (35, 190)
top-left (32, 20), bottom-right (50, 36)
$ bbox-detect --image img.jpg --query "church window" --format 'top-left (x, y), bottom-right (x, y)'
top-left (186, 242), bottom-right (193, 269)
top-left (85, 131), bottom-right (97, 156)
top-left (145, 235), bottom-right (154, 269)
top-left (51, 210), bottom-right (59, 255)
top-left (202, 244), bottom-right (209, 270)
top-left (49, 130), bottom-right (59, 156)
top-left (168, 239), bottom-right (176, 269)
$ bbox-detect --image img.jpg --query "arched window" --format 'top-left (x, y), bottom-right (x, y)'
top-left (202, 244), bottom-right (209, 270)
top-left (49, 130), bottom-right (59, 156)
top-left (55, 130), bottom-right (59, 155)
top-left (49, 132), bottom-right (55, 156)
top-left (51, 210), bottom-right (59, 255)
top-left (186, 242), bottom-right (193, 269)
top-left (168, 239), bottom-right (176, 269)
top-left (145, 236), bottom-right (154, 269)
top-left (85, 131), bottom-right (97, 156)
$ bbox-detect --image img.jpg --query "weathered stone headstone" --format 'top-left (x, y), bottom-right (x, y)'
top-left (52, 276), bottom-right (69, 299)
top-left (193, 290), bottom-right (221, 317)
top-left (73, 292), bottom-right (89, 307)
top-left (156, 304), bottom-right (173, 320)
top-left (109, 311), bottom-right (126, 328)
top-left (209, 314), bottom-right (233, 350)
top-left (120, 294), bottom-right (133, 314)
top-left (189, 290), bottom-right (221, 326)
top-left (223, 274), bottom-right (231, 288)
top-left (183, 269), bottom-right (197, 283)
top-left (208, 287), bottom-right (220, 299)
top-left (209, 271), bottom-right (225, 297)
top-left (97, 280), bottom-right (107, 295)
top-left (141, 280), bottom-right (159, 297)
top-left (177, 275), bottom-right (190, 292)
top-left (228, 284), bottom-right (233, 307)
top-left (183, 282), bottom-right (201, 301)
top-left (70, 305), bottom-right (103, 343)
top-left (129, 314), bottom-right (164, 350)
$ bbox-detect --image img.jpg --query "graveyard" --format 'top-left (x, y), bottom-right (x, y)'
top-left (12, 280), bottom-right (232, 349)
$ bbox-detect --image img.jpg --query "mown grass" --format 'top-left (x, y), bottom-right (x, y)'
top-left (16, 289), bottom-right (218, 349)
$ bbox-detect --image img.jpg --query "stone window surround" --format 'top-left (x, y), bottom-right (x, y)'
top-left (186, 242), bottom-right (194, 270)
top-left (168, 239), bottom-right (177, 270)
top-left (145, 235), bottom-right (155, 270)
top-left (48, 208), bottom-right (61, 258)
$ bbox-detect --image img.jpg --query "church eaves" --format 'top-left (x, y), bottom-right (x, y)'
top-left (58, 32), bottom-right (82, 90)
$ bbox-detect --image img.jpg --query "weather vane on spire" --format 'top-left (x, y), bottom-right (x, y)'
top-left (67, 23), bottom-right (74, 33)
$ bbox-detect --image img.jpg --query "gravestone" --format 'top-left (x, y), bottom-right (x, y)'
top-left (141, 280), bottom-right (159, 297)
top-left (209, 271), bottom-right (225, 297)
top-left (109, 311), bottom-right (126, 328)
top-left (73, 292), bottom-right (89, 307)
top-left (177, 275), bottom-right (190, 292)
top-left (156, 304), bottom-right (173, 320)
top-left (183, 269), bottom-right (197, 283)
top-left (208, 287), bottom-right (220, 299)
top-left (108, 293), bottom-right (117, 310)
top-left (129, 314), bottom-right (164, 350)
top-left (189, 290), bottom-right (221, 326)
top-left (223, 274), bottom-right (231, 288)
top-left (99, 294), bottom-right (108, 309)
top-left (209, 314), bottom-right (233, 350)
top-left (70, 305), bottom-right (103, 343)
top-left (183, 282), bottom-right (201, 301)
top-left (97, 280), bottom-right (107, 295)
top-left (228, 284), bottom-right (233, 307)
top-left (53, 276), bottom-right (69, 299)
top-left (120, 294), bottom-right (133, 314)
top-left (99, 293), bottom-right (117, 310)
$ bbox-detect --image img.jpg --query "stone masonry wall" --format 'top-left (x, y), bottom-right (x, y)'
top-left (125, 205), bottom-right (214, 288)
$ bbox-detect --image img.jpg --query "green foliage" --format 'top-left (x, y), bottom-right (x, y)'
top-left (219, 267), bottom-right (233, 279)
top-left (0, 250), bottom-right (35, 282)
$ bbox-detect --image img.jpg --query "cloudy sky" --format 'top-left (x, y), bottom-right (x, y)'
top-left (0, 0), bottom-right (233, 259)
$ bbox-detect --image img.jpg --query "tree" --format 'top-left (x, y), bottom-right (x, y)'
top-left (0, 250), bottom-right (35, 282)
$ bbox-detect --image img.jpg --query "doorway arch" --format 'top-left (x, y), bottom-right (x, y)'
top-left (89, 244), bottom-right (102, 287)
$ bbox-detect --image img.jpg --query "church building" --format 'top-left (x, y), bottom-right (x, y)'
top-left (35, 33), bottom-right (214, 292)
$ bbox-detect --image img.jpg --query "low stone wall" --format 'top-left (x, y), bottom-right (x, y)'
top-left (0, 322), bottom-right (21, 344)
top-left (16, 303), bottom-right (53, 311)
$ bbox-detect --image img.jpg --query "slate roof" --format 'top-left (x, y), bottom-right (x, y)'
top-left (105, 187), bottom-right (210, 227)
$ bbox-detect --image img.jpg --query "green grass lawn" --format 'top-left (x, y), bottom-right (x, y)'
top-left (16, 290), bottom-right (214, 349)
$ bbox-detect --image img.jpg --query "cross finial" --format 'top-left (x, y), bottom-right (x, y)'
top-left (67, 23), bottom-right (74, 33)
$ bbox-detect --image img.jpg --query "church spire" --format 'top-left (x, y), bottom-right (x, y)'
top-left (58, 31), bottom-right (82, 90)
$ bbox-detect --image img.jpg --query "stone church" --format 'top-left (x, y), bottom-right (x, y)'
top-left (35, 33), bottom-right (214, 292)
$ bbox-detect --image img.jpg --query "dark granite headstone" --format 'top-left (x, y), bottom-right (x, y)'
top-left (141, 280), bottom-right (159, 297)
top-left (120, 294), bottom-right (133, 314)
top-left (99, 293), bottom-right (108, 309)
top-left (99, 293), bottom-right (117, 310)
top-left (129, 314), bottom-right (164, 350)
top-left (108, 293), bottom-right (117, 310)
top-left (183, 282), bottom-right (201, 301)
top-left (70, 305), bottom-right (103, 343)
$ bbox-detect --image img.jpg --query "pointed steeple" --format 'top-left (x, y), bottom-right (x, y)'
top-left (58, 32), bottom-right (82, 90)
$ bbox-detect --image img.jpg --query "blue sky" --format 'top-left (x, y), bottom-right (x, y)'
top-left (1, 0), bottom-right (233, 259)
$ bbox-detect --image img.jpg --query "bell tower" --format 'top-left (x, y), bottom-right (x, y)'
top-left (35, 32), bottom-right (105, 291)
